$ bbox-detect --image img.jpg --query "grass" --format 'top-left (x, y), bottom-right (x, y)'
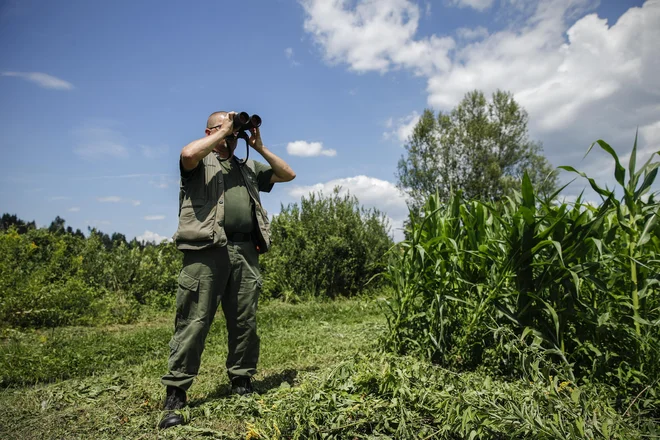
top-left (2, 298), bottom-right (658, 439)
top-left (1, 298), bottom-right (384, 439)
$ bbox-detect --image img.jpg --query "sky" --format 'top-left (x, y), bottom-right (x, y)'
top-left (1, 0), bottom-right (658, 242)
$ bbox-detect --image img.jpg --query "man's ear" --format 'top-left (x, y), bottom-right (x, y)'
top-left (205, 128), bottom-right (212, 136)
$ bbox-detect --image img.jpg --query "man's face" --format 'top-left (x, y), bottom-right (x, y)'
top-left (207, 115), bottom-right (239, 151)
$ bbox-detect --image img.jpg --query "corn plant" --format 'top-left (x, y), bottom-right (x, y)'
top-left (383, 135), bottom-right (660, 417)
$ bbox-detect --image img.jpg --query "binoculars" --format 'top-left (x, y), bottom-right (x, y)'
top-left (220, 112), bottom-right (262, 164)
top-left (232, 112), bottom-right (261, 132)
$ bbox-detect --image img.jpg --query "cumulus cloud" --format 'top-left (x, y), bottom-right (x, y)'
top-left (384, 111), bottom-right (421, 143)
top-left (456, 26), bottom-right (489, 41)
top-left (300, 0), bottom-right (660, 198)
top-left (287, 140), bottom-right (337, 157)
top-left (1, 71), bottom-right (74, 90)
top-left (289, 175), bottom-right (409, 240)
top-left (300, 0), bottom-right (454, 76)
top-left (144, 215), bottom-right (165, 221)
top-left (137, 230), bottom-right (171, 244)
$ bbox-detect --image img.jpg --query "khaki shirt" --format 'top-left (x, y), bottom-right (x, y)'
top-left (173, 154), bottom-right (273, 252)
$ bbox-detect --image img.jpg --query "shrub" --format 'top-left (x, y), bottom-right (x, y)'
top-left (261, 188), bottom-right (393, 300)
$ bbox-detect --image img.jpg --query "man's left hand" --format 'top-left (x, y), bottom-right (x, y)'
top-left (248, 127), bottom-right (264, 152)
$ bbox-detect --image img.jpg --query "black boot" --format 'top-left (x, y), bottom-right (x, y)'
top-left (230, 376), bottom-right (254, 396)
top-left (158, 386), bottom-right (187, 430)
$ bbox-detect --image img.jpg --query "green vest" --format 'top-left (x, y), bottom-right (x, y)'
top-left (173, 155), bottom-right (271, 253)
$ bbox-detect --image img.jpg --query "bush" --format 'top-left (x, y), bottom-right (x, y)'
top-left (0, 226), bottom-right (182, 328)
top-left (261, 188), bottom-right (393, 300)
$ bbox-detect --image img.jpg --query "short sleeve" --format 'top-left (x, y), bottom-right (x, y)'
top-left (253, 160), bottom-right (274, 193)
top-left (180, 156), bottom-right (202, 180)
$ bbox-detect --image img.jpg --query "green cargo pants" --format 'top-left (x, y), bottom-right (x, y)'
top-left (161, 241), bottom-right (262, 391)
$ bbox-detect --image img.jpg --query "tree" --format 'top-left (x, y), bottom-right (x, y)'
top-left (396, 90), bottom-right (558, 212)
top-left (48, 216), bottom-right (66, 234)
top-left (1, 213), bottom-right (36, 234)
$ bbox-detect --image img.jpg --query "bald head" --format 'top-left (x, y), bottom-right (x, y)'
top-left (207, 111), bottom-right (228, 129)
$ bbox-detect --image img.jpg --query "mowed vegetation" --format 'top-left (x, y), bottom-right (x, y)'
top-left (1, 89), bottom-right (658, 438)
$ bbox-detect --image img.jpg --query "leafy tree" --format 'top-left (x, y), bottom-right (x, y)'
top-left (48, 216), bottom-right (66, 234)
top-left (396, 90), bottom-right (558, 212)
top-left (1, 213), bottom-right (36, 233)
top-left (66, 226), bottom-right (85, 238)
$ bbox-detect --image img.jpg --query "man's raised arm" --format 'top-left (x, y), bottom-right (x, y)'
top-left (180, 112), bottom-right (235, 171)
top-left (248, 127), bottom-right (296, 183)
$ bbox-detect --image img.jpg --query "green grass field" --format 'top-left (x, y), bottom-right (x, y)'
top-left (1, 299), bottom-right (384, 439)
top-left (2, 298), bottom-right (657, 439)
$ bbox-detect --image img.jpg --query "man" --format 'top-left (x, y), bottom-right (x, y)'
top-left (159, 111), bottom-right (296, 429)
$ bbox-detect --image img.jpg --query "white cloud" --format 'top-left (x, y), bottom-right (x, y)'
top-left (68, 207), bottom-right (80, 212)
top-left (449, 0), bottom-right (494, 12)
top-left (97, 196), bottom-right (121, 203)
top-left (49, 196), bottom-right (70, 201)
top-left (383, 111), bottom-right (421, 143)
top-left (300, 0), bottom-right (660, 198)
top-left (131, 200), bottom-right (141, 206)
top-left (289, 175), bottom-right (409, 240)
top-left (456, 26), bottom-right (489, 41)
top-left (73, 124), bottom-right (129, 159)
top-left (287, 140), bottom-right (337, 157)
top-left (1, 71), bottom-right (74, 90)
top-left (300, 0), bottom-right (455, 76)
top-left (144, 215), bottom-right (165, 221)
top-left (136, 230), bottom-right (171, 244)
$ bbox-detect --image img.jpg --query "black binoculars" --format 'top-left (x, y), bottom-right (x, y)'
top-left (232, 112), bottom-right (261, 132)
top-left (220, 112), bottom-right (262, 164)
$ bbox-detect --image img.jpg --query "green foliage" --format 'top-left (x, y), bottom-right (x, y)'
top-left (0, 226), bottom-right (182, 328)
top-left (0, 188), bottom-right (391, 327)
top-left (396, 90), bottom-right (558, 213)
top-left (261, 188), bottom-right (393, 300)
top-left (384, 135), bottom-right (660, 419)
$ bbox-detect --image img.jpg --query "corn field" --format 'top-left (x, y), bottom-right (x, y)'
top-left (383, 136), bottom-right (660, 421)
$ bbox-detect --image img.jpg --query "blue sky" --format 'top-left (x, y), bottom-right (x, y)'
top-left (1, 0), bottom-right (658, 242)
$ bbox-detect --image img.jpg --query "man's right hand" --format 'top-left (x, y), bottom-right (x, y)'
top-left (218, 111), bottom-right (237, 138)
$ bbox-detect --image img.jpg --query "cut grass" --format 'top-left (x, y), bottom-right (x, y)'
top-left (1, 299), bottom-right (384, 439)
top-left (2, 298), bottom-right (658, 439)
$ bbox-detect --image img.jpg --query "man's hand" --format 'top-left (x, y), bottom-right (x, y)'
top-left (219, 112), bottom-right (237, 138)
top-left (246, 126), bottom-right (296, 183)
top-left (248, 127), bottom-right (264, 152)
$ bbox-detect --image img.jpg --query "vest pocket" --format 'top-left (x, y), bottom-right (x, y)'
top-left (176, 198), bottom-right (215, 242)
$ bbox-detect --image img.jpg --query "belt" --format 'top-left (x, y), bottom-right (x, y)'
top-left (227, 232), bottom-right (252, 242)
